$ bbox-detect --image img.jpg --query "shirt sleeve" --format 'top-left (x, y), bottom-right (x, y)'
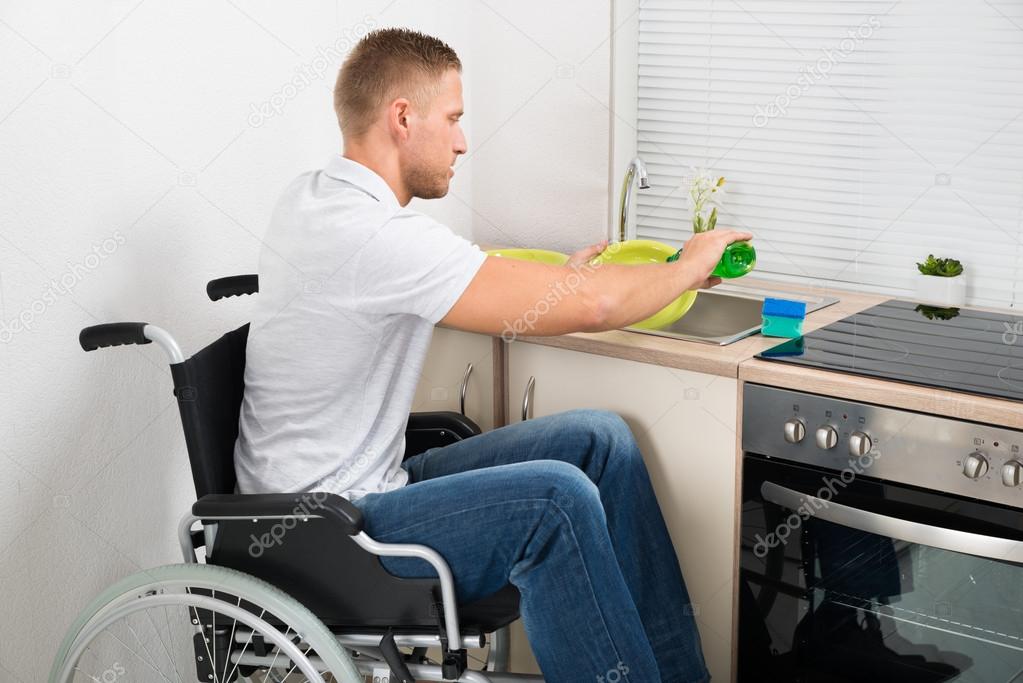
top-left (352, 210), bottom-right (488, 324)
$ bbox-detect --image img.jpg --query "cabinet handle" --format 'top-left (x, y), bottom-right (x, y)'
top-left (459, 362), bottom-right (473, 416)
top-left (522, 376), bottom-right (535, 421)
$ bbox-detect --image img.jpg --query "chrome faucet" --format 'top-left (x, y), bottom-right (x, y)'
top-left (617, 157), bottom-right (649, 242)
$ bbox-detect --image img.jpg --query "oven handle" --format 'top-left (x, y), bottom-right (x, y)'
top-left (761, 481), bottom-right (1023, 563)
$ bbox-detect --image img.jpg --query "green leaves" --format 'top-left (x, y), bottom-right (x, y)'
top-left (916, 254), bottom-right (964, 277)
top-left (687, 169), bottom-right (726, 234)
top-left (691, 207), bottom-right (718, 234)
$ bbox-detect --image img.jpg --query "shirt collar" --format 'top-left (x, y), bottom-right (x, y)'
top-left (323, 155), bottom-right (401, 209)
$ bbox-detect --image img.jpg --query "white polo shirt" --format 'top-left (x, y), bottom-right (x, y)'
top-left (233, 155), bottom-right (487, 500)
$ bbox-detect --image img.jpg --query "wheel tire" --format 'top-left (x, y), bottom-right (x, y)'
top-left (49, 563), bottom-right (362, 683)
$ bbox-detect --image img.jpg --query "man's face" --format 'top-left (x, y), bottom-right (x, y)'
top-left (400, 69), bottom-right (466, 200)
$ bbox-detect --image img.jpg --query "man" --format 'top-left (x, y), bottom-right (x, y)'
top-left (235, 27), bottom-right (751, 683)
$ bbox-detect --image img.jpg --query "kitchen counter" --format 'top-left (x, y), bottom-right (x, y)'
top-left (512, 277), bottom-right (885, 378)
top-left (488, 270), bottom-right (1023, 430)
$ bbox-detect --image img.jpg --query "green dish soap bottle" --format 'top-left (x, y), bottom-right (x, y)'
top-left (666, 240), bottom-right (756, 278)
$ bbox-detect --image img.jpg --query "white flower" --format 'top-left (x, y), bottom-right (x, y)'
top-left (684, 167), bottom-right (726, 233)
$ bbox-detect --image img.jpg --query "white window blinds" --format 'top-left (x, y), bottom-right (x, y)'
top-left (635, 0), bottom-right (1023, 308)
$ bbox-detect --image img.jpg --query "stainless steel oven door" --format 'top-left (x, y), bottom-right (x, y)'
top-left (739, 455), bottom-right (1023, 683)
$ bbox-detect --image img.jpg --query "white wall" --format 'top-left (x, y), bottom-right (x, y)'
top-left (0, 1), bottom-right (611, 678)
top-left (460, 2), bottom-right (614, 252)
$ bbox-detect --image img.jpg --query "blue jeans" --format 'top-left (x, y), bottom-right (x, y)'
top-left (352, 408), bottom-right (709, 683)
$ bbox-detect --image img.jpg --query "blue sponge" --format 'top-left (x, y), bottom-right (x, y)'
top-left (761, 298), bottom-right (807, 338)
top-left (762, 298), bottom-right (806, 319)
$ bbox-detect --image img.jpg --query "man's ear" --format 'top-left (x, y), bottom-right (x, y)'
top-left (389, 98), bottom-right (412, 142)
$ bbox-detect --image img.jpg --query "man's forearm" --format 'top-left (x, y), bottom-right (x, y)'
top-left (579, 260), bottom-right (704, 332)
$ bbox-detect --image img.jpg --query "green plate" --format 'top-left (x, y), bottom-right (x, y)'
top-left (589, 239), bottom-right (698, 330)
top-left (485, 248), bottom-right (569, 265)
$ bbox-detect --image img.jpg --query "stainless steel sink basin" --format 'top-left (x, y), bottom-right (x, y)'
top-left (626, 285), bottom-right (840, 345)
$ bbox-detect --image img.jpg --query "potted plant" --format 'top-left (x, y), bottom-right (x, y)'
top-left (914, 254), bottom-right (965, 307)
top-left (687, 168), bottom-right (726, 234)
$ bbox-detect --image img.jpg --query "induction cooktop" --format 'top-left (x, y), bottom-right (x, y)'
top-left (757, 299), bottom-right (1023, 403)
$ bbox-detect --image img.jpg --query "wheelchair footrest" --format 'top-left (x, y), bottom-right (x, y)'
top-left (379, 629), bottom-right (415, 683)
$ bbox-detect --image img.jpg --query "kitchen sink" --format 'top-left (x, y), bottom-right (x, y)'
top-left (626, 285), bottom-right (840, 345)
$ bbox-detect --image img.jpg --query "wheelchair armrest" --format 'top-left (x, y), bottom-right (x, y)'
top-left (192, 492), bottom-right (363, 535)
top-left (407, 411), bottom-right (481, 439)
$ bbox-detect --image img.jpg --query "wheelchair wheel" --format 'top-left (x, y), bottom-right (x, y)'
top-left (50, 563), bottom-right (362, 683)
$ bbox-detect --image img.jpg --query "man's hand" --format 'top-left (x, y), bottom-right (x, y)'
top-left (676, 229), bottom-right (753, 289)
top-left (566, 239), bottom-right (609, 268)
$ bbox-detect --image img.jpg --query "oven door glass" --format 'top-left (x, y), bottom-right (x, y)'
top-left (739, 455), bottom-right (1023, 683)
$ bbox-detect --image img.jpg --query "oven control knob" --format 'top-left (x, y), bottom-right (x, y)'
top-left (848, 431), bottom-right (872, 457)
top-left (1002, 460), bottom-right (1023, 487)
top-left (962, 452), bottom-right (989, 480)
top-left (815, 425), bottom-right (838, 450)
top-left (783, 418), bottom-right (806, 443)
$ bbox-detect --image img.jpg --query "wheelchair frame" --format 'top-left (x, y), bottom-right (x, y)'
top-left (69, 273), bottom-right (545, 683)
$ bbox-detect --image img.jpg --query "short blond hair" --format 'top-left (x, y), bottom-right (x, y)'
top-left (334, 28), bottom-right (461, 139)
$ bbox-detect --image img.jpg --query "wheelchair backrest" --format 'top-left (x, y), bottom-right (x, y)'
top-left (169, 323), bottom-right (250, 498)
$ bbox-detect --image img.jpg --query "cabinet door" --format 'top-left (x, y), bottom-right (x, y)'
top-left (507, 341), bottom-right (738, 682)
top-left (414, 327), bottom-right (496, 431)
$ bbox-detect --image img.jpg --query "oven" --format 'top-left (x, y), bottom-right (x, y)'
top-left (739, 383), bottom-right (1023, 682)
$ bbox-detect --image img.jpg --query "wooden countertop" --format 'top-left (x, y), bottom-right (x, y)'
top-left (521, 285), bottom-right (1023, 429)
top-left (513, 277), bottom-right (885, 378)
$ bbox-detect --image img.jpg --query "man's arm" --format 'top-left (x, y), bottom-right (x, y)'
top-left (441, 229), bottom-right (753, 336)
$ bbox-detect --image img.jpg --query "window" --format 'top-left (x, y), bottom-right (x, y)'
top-left (635, 1), bottom-right (1023, 307)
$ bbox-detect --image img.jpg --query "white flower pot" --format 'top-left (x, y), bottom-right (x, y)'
top-left (914, 272), bottom-right (966, 307)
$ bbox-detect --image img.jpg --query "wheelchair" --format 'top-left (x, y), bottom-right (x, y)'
top-left (51, 274), bottom-right (545, 683)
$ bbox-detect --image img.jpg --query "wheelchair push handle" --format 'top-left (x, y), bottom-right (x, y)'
top-left (207, 274), bottom-right (259, 301)
top-left (79, 322), bottom-right (152, 352)
top-left (79, 322), bottom-right (185, 363)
